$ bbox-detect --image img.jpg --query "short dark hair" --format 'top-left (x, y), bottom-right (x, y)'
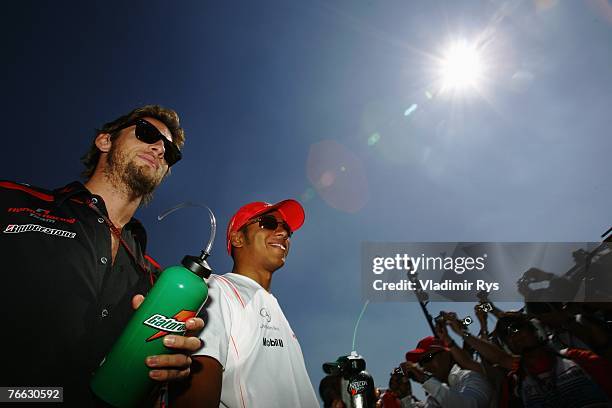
top-left (81, 105), bottom-right (185, 179)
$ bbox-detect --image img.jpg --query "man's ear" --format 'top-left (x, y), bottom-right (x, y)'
top-left (230, 230), bottom-right (245, 250)
top-left (94, 133), bottom-right (112, 153)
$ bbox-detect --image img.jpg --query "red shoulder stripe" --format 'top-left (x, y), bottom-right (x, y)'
top-left (215, 275), bottom-right (246, 308)
top-left (144, 254), bottom-right (162, 270)
top-left (0, 181), bottom-right (54, 202)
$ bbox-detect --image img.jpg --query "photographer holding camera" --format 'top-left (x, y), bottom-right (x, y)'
top-left (398, 334), bottom-right (492, 408)
top-left (380, 371), bottom-right (415, 408)
top-left (493, 314), bottom-right (611, 407)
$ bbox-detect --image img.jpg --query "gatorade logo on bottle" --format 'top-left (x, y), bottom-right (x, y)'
top-left (143, 310), bottom-right (197, 342)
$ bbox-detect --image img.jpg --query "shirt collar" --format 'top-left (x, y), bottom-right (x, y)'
top-left (53, 181), bottom-right (149, 252)
top-left (225, 273), bottom-right (271, 294)
top-left (53, 181), bottom-right (91, 206)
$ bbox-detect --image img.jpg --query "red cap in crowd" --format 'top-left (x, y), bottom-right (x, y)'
top-left (405, 336), bottom-right (449, 363)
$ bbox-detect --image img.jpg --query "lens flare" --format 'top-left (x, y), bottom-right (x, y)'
top-left (439, 40), bottom-right (484, 92)
top-left (367, 132), bottom-right (381, 146)
top-left (300, 187), bottom-right (316, 202)
top-left (404, 104), bottom-right (418, 117)
top-left (306, 140), bottom-right (369, 213)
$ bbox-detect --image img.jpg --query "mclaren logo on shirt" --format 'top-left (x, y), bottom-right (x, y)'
top-left (262, 337), bottom-right (284, 348)
top-left (3, 223), bottom-right (76, 238)
top-left (259, 307), bottom-right (280, 331)
top-left (260, 308), bottom-right (271, 323)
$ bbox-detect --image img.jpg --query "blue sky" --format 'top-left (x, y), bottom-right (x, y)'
top-left (2, 0), bottom-right (611, 402)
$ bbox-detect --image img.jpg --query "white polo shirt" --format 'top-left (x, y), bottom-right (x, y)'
top-left (196, 273), bottom-right (319, 408)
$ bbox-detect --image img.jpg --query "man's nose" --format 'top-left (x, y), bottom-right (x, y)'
top-left (275, 225), bottom-right (289, 237)
top-left (149, 139), bottom-right (166, 155)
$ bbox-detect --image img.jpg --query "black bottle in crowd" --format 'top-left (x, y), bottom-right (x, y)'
top-left (323, 352), bottom-right (375, 408)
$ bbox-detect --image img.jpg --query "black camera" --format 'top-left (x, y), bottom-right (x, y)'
top-left (434, 311), bottom-right (472, 328)
top-left (476, 302), bottom-right (493, 313)
top-left (393, 365), bottom-right (416, 381)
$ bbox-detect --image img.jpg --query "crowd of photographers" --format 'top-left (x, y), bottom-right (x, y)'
top-left (320, 298), bottom-right (612, 407)
top-left (320, 237), bottom-right (612, 407)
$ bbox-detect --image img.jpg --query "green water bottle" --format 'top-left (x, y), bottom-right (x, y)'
top-left (90, 254), bottom-right (211, 407)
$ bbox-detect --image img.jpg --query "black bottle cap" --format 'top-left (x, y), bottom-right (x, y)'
top-left (181, 255), bottom-right (212, 278)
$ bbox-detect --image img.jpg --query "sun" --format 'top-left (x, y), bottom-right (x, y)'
top-left (439, 40), bottom-right (484, 92)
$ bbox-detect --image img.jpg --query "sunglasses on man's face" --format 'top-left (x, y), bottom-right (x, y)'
top-left (244, 214), bottom-right (293, 237)
top-left (506, 322), bottom-right (530, 336)
top-left (418, 351), bottom-right (442, 365)
top-left (131, 119), bottom-right (182, 166)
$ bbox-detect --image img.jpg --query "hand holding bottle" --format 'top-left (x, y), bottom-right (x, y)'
top-left (132, 294), bottom-right (205, 381)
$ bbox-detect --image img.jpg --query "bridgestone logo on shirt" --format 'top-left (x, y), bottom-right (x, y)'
top-left (3, 223), bottom-right (76, 238)
top-left (143, 314), bottom-right (187, 333)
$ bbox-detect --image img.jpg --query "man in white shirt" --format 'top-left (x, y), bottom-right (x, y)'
top-left (171, 199), bottom-right (319, 407)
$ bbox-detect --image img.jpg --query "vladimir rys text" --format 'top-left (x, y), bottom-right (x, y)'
top-left (372, 279), bottom-right (499, 292)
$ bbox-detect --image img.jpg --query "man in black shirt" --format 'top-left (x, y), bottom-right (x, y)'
top-left (0, 105), bottom-right (204, 405)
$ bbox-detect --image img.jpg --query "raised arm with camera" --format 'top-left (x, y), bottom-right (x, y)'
top-left (444, 312), bottom-right (515, 370)
top-left (476, 291), bottom-right (516, 320)
top-left (435, 321), bottom-right (483, 374)
top-left (474, 304), bottom-right (490, 340)
top-left (528, 303), bottom-right (612, 358)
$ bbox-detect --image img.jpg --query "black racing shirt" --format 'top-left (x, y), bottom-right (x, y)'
top-left (0, 180), bottom-right (161, 406)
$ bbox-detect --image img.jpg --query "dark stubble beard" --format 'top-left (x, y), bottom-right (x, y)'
top-left (104, 143), bottom-right (165, 206)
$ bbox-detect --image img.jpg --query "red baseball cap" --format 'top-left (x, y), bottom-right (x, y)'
top-left (405, 336), bottom-right (449, 363)
top-left (226, 199), bottom-right (305, 254)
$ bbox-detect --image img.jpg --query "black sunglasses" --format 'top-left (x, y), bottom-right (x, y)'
top-left (244, 214), bottom-right (293, 237)
top-left (418, 351), bottom-right (442, 365)
top-left (505, 322), bottom-right (530, 336)
top-left (129, 119), bottom-right (182, 166)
